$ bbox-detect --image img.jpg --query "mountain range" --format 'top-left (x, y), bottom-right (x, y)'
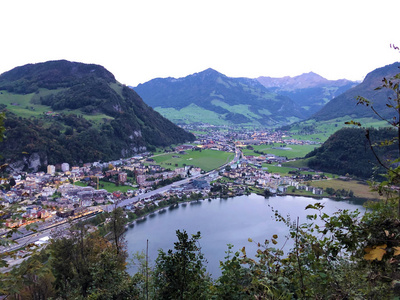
top-left (0, 60), bottom-right (195, 171)
top-left (310, 62), bottom-right (400, 121)
top-left (133, 68), bottom-right (305, 127)
top-left (257, 72), bottom-right (357, 117)
top-left (133, 69), bottom-right (358, 126)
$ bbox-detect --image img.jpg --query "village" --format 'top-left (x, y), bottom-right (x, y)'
top-left (0, 128), bottom-right (326, 238)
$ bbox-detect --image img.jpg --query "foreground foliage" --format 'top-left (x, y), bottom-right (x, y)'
top-left (4, 200), bottom-right (400, 299)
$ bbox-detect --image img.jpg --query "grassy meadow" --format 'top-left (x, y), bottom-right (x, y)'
top-left (311, 179), bottom-right (381, 200)
top-left (147, 149), bottom-right (235, 172)
top-left (74, 180), bottom-right (134, 193)
top-left (242, 143), bottom-right (317, 159)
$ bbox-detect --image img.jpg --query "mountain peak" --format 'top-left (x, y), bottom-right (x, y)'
top-left (202, 67), bottom-right (218, 73)
top-left (196, 68), bottom-right (222, 77)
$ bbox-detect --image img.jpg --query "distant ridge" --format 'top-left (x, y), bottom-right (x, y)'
top-left (257, 72), bottom-right (357, 117)
top-left (257, 72), bottom-right (355, 90)
top-left (134, 68), bottom-right (304, 127)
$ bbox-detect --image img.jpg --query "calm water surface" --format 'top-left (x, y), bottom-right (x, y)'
top-left (125, 194), bottom-right (365, 277)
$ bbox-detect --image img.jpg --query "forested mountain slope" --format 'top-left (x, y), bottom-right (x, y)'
top-left (306, 127), bottom-right (398, 179)
top-left (0, 60), bottom-right (194, 171)
top-left (311, 62), bottom-right (400, 121)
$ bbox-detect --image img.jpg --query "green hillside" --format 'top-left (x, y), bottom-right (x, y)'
top-left (0, 60), bottom-right (195, 170)
top-left (312, 62), bottom-right (400, 121)
top-left (305, 127), bottom-right (398, 179)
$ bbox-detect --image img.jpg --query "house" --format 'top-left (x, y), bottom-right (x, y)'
top-left (190, 167), bottom-right (202, 176)
top-left (278, 186), bottom-right (288, 193)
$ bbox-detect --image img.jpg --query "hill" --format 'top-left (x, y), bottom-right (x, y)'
top-left (305, 127), bottom-right (398, 179)
top-left (257, 72), bottom-right (357, 117)
top-left (311, 62), bottom-right (400, 121)
top-left (133, 68), bottom-right (305, 127)
top-left (0, 60), bottom-right (195, 171)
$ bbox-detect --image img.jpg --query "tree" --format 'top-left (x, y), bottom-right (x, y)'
top-left (153, 230), bottom-right (211, 299)
top-left (213, 244), bottom-right (252, 299)
top-left (109, 206), bottom-right (126, 255)
top-left (48, 221), bottom-right (135, 299)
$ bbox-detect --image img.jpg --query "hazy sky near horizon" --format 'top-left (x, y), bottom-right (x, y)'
top-left (1, 0), bottom-right (399, 86)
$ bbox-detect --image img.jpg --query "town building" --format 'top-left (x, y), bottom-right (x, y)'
top-left (47, 165), bottom-right (55, 175)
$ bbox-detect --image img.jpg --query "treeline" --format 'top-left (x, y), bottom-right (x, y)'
top-left (325, 187), bottom-right (354, 198)
top-left (306, 127), bottom-right (398, 179)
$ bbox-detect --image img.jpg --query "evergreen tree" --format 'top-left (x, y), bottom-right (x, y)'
top-left (153, 230), bottom-right (211, 299)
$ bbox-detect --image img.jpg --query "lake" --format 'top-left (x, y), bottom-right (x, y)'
top-left (125, 194), bottom-right (366, 278)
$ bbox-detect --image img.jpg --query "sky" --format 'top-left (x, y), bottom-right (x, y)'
top-left (1, 0), bottom-right (399, 86)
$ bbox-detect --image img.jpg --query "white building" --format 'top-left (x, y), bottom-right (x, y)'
top-left (61, 163), bottom-right (70, 172)
top-left (47, 165), bottom-right (55, 175)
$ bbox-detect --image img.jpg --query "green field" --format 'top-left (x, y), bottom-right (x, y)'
top-left (262, 164), bottom-right (295, 175)
top-left (311, 179), bottom-right (381, 200)
top-left (74, 180), bottom-right (134, 193)
top-left (242, 144), bottom-right (317, 159)
top-left (282, 158), bottom-right (311, 168)
top-left (147, 149), bottom-right (235, 172)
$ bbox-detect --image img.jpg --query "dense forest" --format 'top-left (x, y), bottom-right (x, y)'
top-left (306, 127), bottom-right (398, 179)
